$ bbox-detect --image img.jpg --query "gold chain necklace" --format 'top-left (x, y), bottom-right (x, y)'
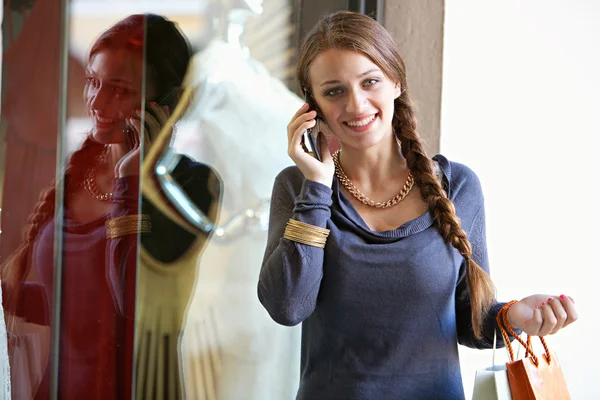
top-left (83, 146), bottom-right (114, 202)
top-left (333, 150), bottom-right (415, 209)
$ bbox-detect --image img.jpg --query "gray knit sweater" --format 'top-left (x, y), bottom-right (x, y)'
top-left (258, 155), bottom-right (509, 400)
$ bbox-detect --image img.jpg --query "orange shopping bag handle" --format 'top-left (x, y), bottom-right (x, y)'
top-left (496, 301), bottom-right (552, 367)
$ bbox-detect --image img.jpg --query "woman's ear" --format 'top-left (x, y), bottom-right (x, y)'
top-left (394, 83), bottom-right (402, 99)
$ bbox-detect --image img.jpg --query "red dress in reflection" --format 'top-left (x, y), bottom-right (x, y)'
top-left (6, 173), bottom-right (140, 399)
top-left (3, 154), bottom-right (218, 399)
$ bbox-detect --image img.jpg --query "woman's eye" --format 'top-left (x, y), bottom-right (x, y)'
top-left (325, 88), bottom-right (342, 97)
top-left (363, 78), bottom-right (379, 87)
top-left (113, 87), bottom-right (128, 95)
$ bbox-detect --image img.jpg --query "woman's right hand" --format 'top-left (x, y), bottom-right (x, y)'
top-left (287, 103), bottom-right (335, 188)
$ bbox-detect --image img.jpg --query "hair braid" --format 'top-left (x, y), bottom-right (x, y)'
top-left (1, 137), bottom-right (102, 312)
top-left (394, 92), bottom-right (496, 338)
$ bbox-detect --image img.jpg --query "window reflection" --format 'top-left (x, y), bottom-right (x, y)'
top-left (1, 0), bottom-right (303, 399)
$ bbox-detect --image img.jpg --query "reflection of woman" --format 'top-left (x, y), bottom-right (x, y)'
top-left (2, 14), bottom-right (220, 399)
top-left (258, 12), bottom-right (578, 400)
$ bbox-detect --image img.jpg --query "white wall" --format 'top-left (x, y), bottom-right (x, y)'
top-left (441, 1), bottom-right (600, 398)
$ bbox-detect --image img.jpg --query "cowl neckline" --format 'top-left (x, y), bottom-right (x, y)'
top-left (332, 154), bottom-right (450, 240)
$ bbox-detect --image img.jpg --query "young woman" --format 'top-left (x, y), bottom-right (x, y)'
top-left (258, 11), bottom-right (578, 399)
top-left (2, 14), bottom-right (220, 399)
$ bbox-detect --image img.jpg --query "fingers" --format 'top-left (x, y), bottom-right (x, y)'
top-left (538, 301), bottom-right (558, 336)
top-left (147, 102), bottom-right (170, 125)
top-left (546, 297), bottom-right (567, 334)
top-left (525, 295), bottom-right (577, 336)
top-left (524, 300), bottom-right (558, 336)
top-left (288, 108), bottom-right (317, 141)
top-left (288, 103), bottom-right (310, 126)
top-left (132, 102), bottom-right (172, 142)
top-left (126, 116), bottom-right (152, 153)
top-left (135, 109), bottom-right (160, 137)
top-left (522, 305), bottom-right (543, 335)
top-left (289, 119), bottom-right (317, 157)
top-left (558, 294), bottom-right (578, 328)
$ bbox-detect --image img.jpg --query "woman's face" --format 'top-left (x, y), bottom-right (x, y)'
top-left (85, 48), bottom-right (157, 144)
top-left (308, 49), bottom-right (401, 151)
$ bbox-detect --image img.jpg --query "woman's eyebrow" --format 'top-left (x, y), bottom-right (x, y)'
top-left (85, 69), bottom-right (133, 86)
top-left (320, 68), bottom-right (381, 87)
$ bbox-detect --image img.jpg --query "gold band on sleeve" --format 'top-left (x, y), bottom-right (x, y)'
top-left (105, 214), bottom-right (152, 239)
top-left (283, 218), bottom-right (330, 248)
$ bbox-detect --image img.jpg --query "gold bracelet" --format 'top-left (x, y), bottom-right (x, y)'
top-left (286, 219), bottom-right (330, 235)
top-left (283, 218), bottom-right (330, 248)
top-left (283, 231), bottom-right (327, 245)
top-left (105, 214), bottom-right (152, 239)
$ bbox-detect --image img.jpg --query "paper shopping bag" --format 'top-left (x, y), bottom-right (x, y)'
top-left (506, 352), bottom-right (570, 400)
top-left (472, 364), bottom-right (513, 400)
top-left (472, 326), bottom-right (515, 400)
top-left (497, 302), bottom-right (571, 400)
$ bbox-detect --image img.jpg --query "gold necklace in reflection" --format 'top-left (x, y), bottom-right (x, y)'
top-left (333, 150), bottom-right (415, 209)
top-left (83, 145), bottom-right (114, 202)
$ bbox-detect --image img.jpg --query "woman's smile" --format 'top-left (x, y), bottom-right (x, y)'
top-left (343, 113), bottom-right (378, 132)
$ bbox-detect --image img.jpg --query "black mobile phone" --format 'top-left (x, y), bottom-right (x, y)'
top-left (304, 91), bottom-right (321, 161)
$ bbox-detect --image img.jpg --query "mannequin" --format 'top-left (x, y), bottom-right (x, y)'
top-left (172, 1), bottom-right (303, 399)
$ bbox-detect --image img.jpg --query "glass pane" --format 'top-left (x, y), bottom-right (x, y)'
top-left (1, 0), bottom-right (306, 398)
top-left (1, 0), bottom-right (69, 397)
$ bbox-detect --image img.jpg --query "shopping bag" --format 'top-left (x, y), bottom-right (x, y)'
top-left (497, 302), bottom-right (571, 400)
top-left (472, 329), bottom-right (513, 400)
top-left (473, 364), bottom-right (513, 400)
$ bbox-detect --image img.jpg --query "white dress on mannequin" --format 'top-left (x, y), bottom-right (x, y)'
top-left (174, 37), bottom-right (303, 400)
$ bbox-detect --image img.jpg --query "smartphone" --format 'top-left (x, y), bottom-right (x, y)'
top-left (303, 91), bottom-right (322, 161)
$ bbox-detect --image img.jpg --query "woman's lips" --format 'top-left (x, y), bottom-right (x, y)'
top-left (94, 115), bottom-right (118, 129)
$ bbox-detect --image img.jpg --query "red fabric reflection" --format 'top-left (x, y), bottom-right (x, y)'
top-left (0, 0), bottom-right (130, 398)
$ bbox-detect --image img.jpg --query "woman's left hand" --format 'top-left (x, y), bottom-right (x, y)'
top-left (115, 102), bottom-right (171, 178)
top-left (506, 294), bottom-right (578, 336)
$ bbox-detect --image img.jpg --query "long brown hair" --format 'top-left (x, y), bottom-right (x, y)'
top-left (1, 14), bottom-right (191, 314)
top-left (296, 11), bottom-right (495, 338)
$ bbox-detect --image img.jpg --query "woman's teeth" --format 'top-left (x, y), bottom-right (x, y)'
top-left (346, 114), bottom-right (376, 127)
top-left (96, 116), bottom-right (116, 124)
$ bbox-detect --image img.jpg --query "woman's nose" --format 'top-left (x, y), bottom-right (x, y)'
top-left (346, 90), bottom-right (367, 114)
top-left (89, 86), bottom-right (112, 111)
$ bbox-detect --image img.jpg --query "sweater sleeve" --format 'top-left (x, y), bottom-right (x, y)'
top-left (257, 171), bottom-right (333, 326)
